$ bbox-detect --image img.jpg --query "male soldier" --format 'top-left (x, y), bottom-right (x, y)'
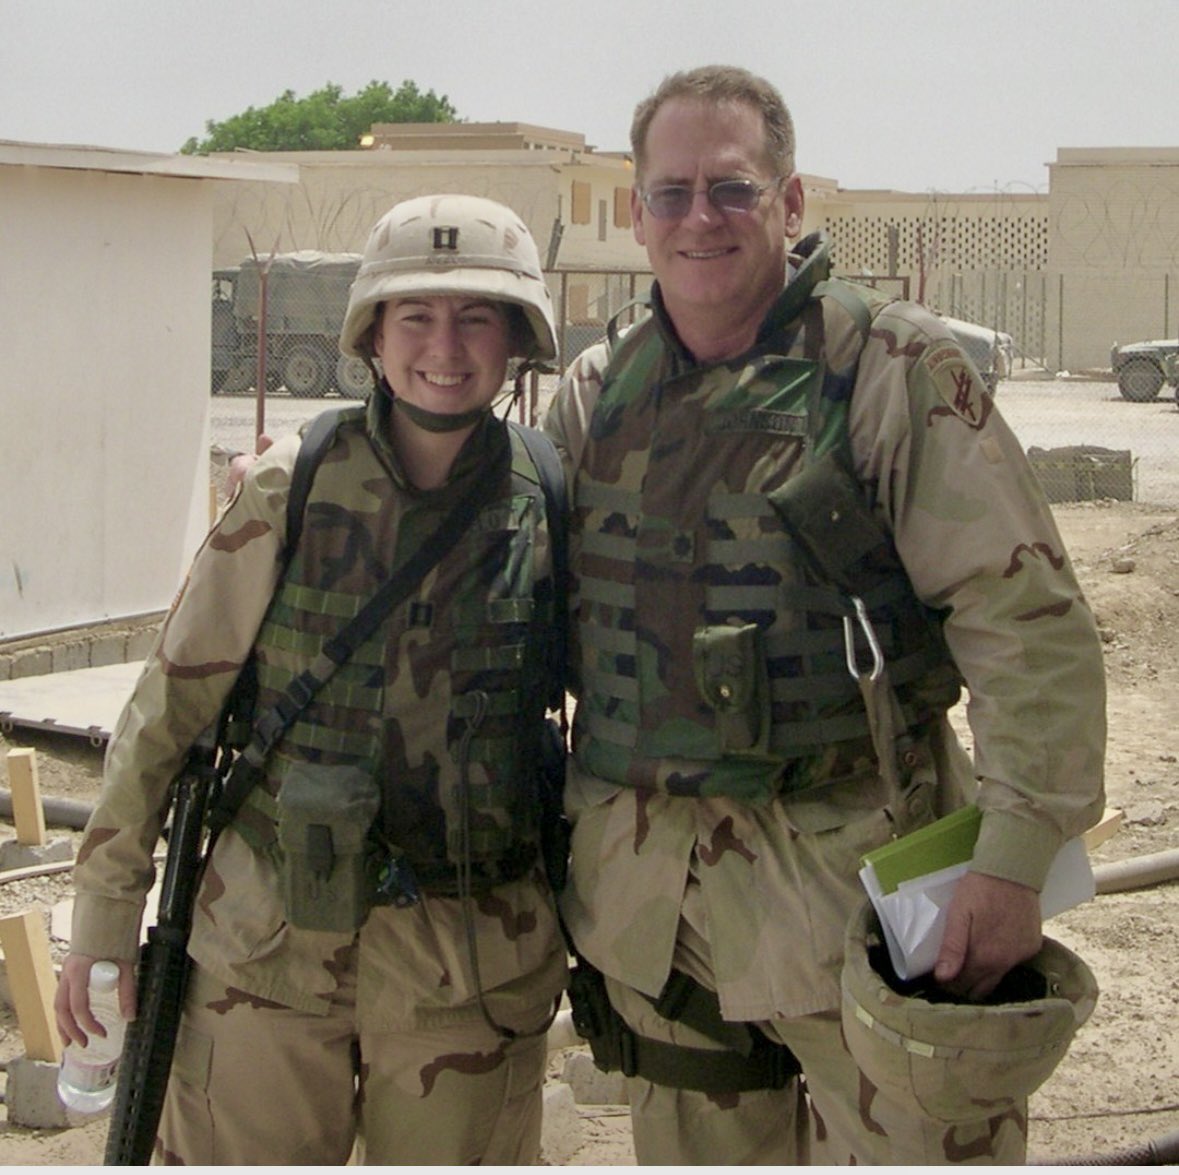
top-left (544, 65), bottom-right (1105, 1164)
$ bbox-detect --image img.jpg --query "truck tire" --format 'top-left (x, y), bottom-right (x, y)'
top-left (1117, 358), bottom-right (1163, 402)
top-left (283, 343), bottom-right (331, 398)
top-left (335, 354), bottom-right (373, 400)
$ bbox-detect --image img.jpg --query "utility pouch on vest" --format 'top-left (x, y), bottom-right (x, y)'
top-left (693, 623), bottom-right (771, 755)
top-left (277, 763), bottom-right (381, 932)
top-left (767, 450), bottom-right (888, 594)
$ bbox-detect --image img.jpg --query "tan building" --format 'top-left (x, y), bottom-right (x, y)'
top-left (364, 120), bottom-right (589, 154)
top-left (1048, 148), bottom-right (1179, 369)
top-left (210, 123), bottom-right (643, 273)
top-left (208, 127), bottom-right (1179, 374)
top-left (814, 184), bottom-right (1047, 306)
top-left (811, 148), bottom-right (1179, 373)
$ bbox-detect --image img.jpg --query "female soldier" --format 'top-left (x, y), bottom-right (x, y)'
top-left (54, 195), bottom-right (567, 1164)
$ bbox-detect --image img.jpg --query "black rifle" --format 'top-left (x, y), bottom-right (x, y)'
top-left (103, 727), bottom-right (221, 1165)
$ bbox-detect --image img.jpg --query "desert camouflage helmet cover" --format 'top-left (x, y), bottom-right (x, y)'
top-left (339, 194), bottom-right (557, 362)
top-left (841, 900), bottom-right (1098, 1123)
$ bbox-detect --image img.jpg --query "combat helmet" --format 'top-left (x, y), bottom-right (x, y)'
top-left (841, 900), bottom-right (1098, 1123)
top-left (339, 194), bottom-right (557, 362)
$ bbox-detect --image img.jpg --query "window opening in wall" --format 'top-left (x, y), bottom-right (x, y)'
top-left (571, 181), bottom-right (591, 225)
top-left (614, 187), bottom-right (632, 229)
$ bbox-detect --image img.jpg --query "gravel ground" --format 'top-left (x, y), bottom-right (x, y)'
top-left (996, 376), bottom-right (1179, 506)
top-left (211, 373), bottom-right (1179, 507)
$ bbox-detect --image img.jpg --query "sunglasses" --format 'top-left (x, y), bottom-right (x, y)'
top-left (639, 177), bottom-right (782, 220)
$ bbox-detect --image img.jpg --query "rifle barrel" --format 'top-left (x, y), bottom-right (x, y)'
top-left (104, 757), bottom-right (215, 1165)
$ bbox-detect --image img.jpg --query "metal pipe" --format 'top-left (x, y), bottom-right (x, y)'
top-left (1035, 1126), bottom-right (1179, 1165)
top-left (1092, 848), bottom-right (1179, 894)
top-left (0, 788), bottom-right (94, 830)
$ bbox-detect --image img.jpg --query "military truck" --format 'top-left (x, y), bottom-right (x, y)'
top-left (1109, 337), bottom-right (1179, 402)
top-left (937, 315), bottom-right (1014, 396)
top-left (211, 251), bottom-right (372, 399)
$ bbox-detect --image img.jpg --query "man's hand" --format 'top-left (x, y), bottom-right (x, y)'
top-left (54, 953), bottom-right (137, 1048)
top-left (225, 433), bottom-right (272, 494)
top-left (934, 871), bottom-right (1042, 1001)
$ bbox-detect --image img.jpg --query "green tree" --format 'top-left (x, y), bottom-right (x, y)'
top-left (180, 80), bottom-right (459, 154)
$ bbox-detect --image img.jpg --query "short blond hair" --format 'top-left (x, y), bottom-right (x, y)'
top-left (630, 65), bottom-right (795, 182)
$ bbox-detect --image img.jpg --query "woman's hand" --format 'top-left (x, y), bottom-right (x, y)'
top-left (54, 953), bottom-right (137, 1048)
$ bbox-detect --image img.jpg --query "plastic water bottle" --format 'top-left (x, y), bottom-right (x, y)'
top-left (56, 960), bottom-right (127, 1115)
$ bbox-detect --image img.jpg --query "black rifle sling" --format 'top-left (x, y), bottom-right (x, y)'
top-left (288, 412), bottom-right (565, 675)
top-left (206, 425), bottom-right (487, 835)
top-left (283, 405), bottom-right (344, 567)
top-left (289, 411), bottom-right (566, 602)
top-left (509, 422), bottom-right (568, 709)
top-left (287, 415), bottom-right (568, 704)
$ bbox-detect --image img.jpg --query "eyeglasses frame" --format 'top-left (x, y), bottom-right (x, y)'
top-left (638, 176), bottom-right (786, 220)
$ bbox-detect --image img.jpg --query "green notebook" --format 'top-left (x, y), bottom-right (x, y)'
top-left (861, 805), bottom-right (982, 895)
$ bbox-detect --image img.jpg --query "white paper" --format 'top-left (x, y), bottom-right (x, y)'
top-left (1039, 836), bottom-right (1096, 918)
top-left (860, 837), bottom-right (1095, 981)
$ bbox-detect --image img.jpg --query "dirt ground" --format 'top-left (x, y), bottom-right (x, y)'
top-left (0, 499), bottom-right (1177, 1165)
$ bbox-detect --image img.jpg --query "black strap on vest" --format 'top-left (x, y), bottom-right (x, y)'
top-left (288, 411), bottom-right (568, 707)
top-left (646, 966), bottom-right (801, 1088)
top-left (568, 956), bottom-right (801, 1095)
top-left (509, 422), bottom-right (568, 710)
top-left (206, 432), bottom-right (488, 836)
top-left (207, 410), bottom-right (569, 836)
top-left (287, 409), bottom-right (567, 587)
top-left (283, 406), bottom-right (344, 563)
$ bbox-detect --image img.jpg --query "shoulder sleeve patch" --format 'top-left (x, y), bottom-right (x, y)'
top-left (922, 342), bottom-right (990, 428)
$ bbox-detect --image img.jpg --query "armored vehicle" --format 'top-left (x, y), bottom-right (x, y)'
top-left (1109, 338), bottom-right (1178, 402)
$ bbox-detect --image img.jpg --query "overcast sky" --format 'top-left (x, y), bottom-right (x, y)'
top-left (4, 0), bottom-right (1177, 194)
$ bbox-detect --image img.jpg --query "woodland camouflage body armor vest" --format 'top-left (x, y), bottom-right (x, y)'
top-left (236, 405), bottom-right (557, 893)
top-left (571, 240), bottom-right (961, 804)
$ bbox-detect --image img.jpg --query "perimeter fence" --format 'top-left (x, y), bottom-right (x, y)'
top-left (209, 263), bottom-right (1179, 507)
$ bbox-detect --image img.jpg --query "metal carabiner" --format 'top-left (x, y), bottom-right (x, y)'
top-left (843, 595), bottom-right (885, 683)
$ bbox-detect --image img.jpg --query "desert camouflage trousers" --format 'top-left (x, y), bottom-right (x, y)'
top-left (604, 890), bottom-right (1030, 1167)
top-left (154, 961), bottom-right (552, 1164)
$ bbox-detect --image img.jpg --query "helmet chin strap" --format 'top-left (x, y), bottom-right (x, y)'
top-left (377, 375), bottom-right (489, 433)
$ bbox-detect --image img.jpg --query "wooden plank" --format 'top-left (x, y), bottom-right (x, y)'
top-left (0, 859), bottom-right (76, 885)
top-left (0, 910), bottom-right (62, 1062)
top-left (6, 748), bottom-right (47, 846)
top-left (1083, 807), bottom-right (1123, 852)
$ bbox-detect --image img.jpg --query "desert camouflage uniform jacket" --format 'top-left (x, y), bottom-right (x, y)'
top-left (543, 232), bottom-right (1106, 1023)
top-left (70, 394), bottom-right (567, 1028)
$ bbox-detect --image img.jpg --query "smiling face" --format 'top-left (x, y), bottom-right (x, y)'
top-left (372, 294), bottom-right (516, 417)
top-left (632, 96), bottom-right (804, 360)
